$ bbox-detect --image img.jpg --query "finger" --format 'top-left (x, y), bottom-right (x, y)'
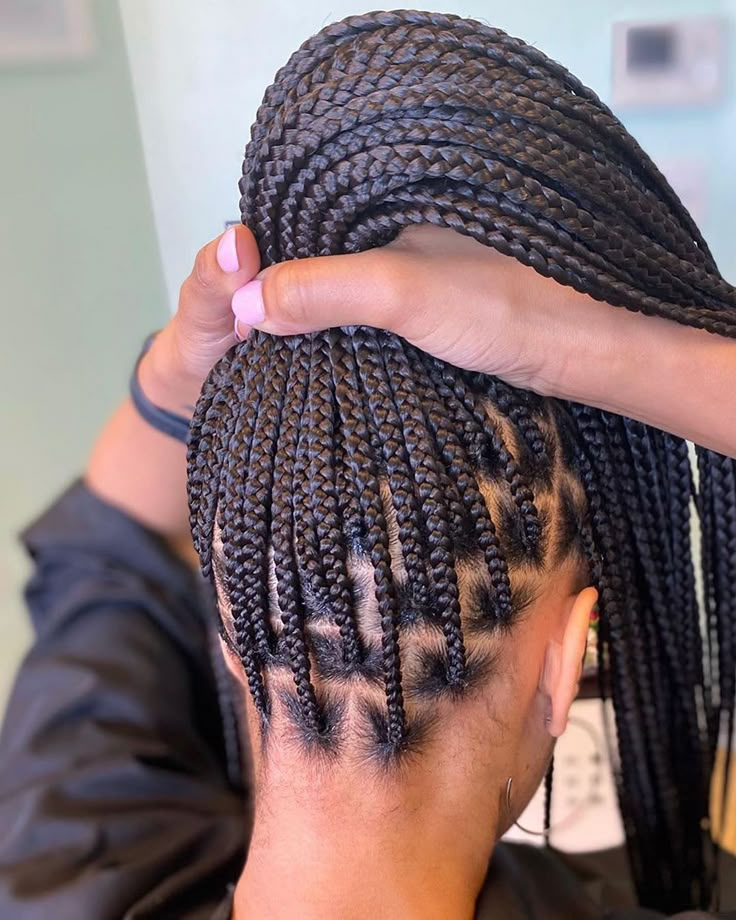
top-left (179, 225), bottom-right (261, 330)
top-left (229, 235), bottom-right (506, 372)
top-left (231, 248), bottom-right (408, 337)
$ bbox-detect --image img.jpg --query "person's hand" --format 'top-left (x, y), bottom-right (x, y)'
top-left (233, 223), bottom-right (736, 456)
top-left (230, 224), bottom-right (604, 397)
top-left (139, 225), bottom-right (261, 413)
top-left (138, 222), bottom-right (632, 416)
top-left (135, 221), bottom-right (736, 459)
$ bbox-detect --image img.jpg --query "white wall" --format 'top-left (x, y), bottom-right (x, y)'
top-left (119, 0), bottom-right (736, 311)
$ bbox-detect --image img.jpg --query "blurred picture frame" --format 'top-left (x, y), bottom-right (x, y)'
top-left (0, 0), bottom-right (95, 64)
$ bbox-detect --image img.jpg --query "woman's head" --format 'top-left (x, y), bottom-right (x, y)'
top-left (187, 9), bottom-right (736, 912)
top-left (192, 324), bottom-right (596, 818)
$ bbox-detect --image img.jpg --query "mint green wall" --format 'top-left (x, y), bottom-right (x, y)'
top-left (0, 0), bottom-right (168, 707)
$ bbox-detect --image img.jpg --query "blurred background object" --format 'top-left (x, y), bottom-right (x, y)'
top-left (0, 3), bottom-right (734, 845)
top-left (0, 0), bottom-right (95, 63)
top-left (612, 15), bottom-right (726, 107)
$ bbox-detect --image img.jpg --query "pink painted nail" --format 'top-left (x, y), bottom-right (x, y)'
top-left (232, 279), bottom-right (265, 325)
top-left (216, 226), bottom-right (240, 273)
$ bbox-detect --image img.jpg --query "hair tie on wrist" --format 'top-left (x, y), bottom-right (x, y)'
top-left (129, 333), bottom-right (191, 444)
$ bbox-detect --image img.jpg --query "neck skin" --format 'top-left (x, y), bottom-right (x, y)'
top-left (230, 673), bottom-right (553, 920)
top-left (232, 733), bottom-right (505, 920)
top-left (236, 790), bottom-right (493, 919)
top-left (224, 566), bottom-right (590, 920)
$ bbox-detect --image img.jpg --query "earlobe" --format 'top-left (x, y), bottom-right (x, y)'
top-left (543, 586), bottom-right (598, 738)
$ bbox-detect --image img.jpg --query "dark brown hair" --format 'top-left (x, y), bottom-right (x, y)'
top-left (187, 11), bottom-right (736, 913)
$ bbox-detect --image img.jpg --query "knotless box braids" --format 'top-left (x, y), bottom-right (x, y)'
top-left (186, 10), bottom-right (736, 913)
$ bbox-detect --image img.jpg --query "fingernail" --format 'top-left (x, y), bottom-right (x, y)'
top-left (232, 279), bottom-right (265, 325)
top-left (217, 227), bottom-right (240, 273)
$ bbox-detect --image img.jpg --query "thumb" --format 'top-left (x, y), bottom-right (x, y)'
top-left (231, 248), bottom-right (405, 337)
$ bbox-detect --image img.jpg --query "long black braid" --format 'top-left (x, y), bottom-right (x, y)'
top-left (187, 10), bottom-right (736, 913)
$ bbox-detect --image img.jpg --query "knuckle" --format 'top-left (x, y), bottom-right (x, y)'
top-left (267, 261), bottom-right (311, 328)
top-left (191, 245), bottom-right (219, 292)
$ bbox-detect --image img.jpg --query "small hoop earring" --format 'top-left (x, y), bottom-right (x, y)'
top-left (505, 777), bottom-right (550, 838)
top-left (505, 716), bottom-right (604, 842)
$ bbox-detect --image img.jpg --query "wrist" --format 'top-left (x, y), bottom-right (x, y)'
top-left (137, 323), bottom-right (204, 417)
top-left (522, 282), bottom-right (643, 409)
top-left (533, 289), bottom-right (721, 444)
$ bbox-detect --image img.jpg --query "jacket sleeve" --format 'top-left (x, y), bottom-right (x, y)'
top-left (0, 482), bottom-right (247, 920)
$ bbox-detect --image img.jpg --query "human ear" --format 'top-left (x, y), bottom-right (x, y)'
top-left (540, 587), bottom-right (598, 738)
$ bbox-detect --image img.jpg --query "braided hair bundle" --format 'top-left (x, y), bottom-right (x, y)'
top-left (187, 10), bottom-right (736, 913)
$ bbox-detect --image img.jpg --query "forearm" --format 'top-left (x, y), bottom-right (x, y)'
top-left (594, 313), bottom-right (734, 454)
top-left (525, 280), bottom-right (736, 456)
top-left (85, 322), bottom-right (202, 561)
